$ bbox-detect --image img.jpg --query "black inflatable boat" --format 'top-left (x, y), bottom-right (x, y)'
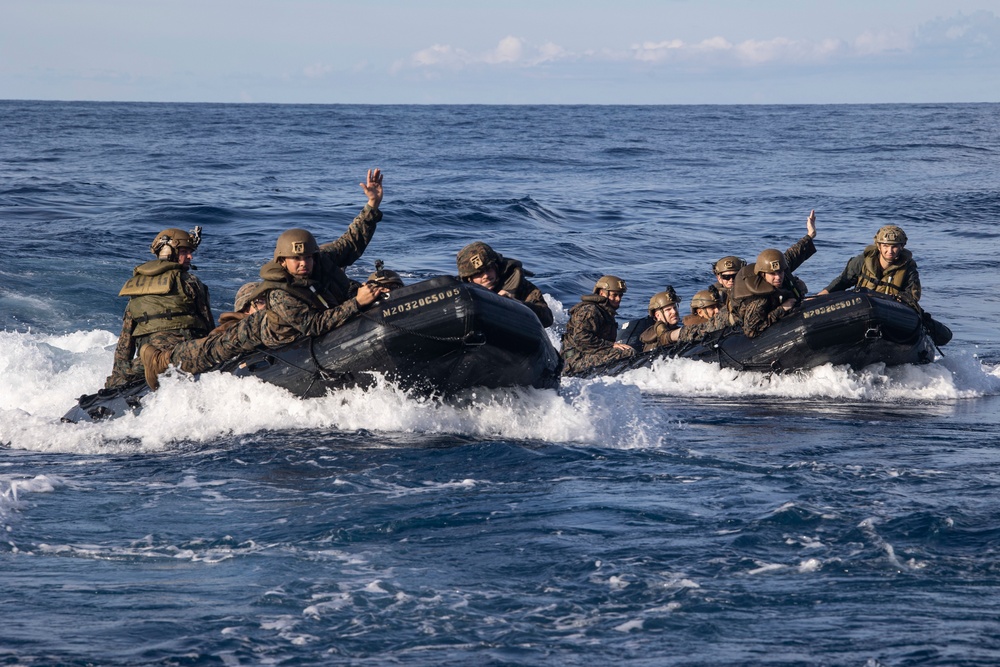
top-left (588, 291), bottom-right (941, 378)
top-left (63, 276), bottom-right (561, 423)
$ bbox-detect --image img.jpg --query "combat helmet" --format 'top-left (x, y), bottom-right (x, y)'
top-left (713, 256), bottom-right (746, 276)
top-left (690, 289), bottom-right (722, 312)
top-left (233, 282), bottom-right (266, 312)
top-left (364, 258), bottom-right (402, 290)
top-left (754, 249), bottom-right (788, 274)
top-left (456, 242), bottom-right (501, 278)
top-left (151, 227), bottom-right (201, 260)
top-left (874, 225), bottom-right (907, 246)
top-left (594, 275), bottom-right (627, 294)
top-left (273, 229), bottom-right (320, 261)
top-left (648, 286), bottom-right (680, 315)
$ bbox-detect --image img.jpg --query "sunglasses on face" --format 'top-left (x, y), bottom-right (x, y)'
top-left (719, 273), bottom-right (737, 281)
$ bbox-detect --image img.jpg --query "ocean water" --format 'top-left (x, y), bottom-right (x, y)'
top-left (2, 101), bottom-right (1000, 666)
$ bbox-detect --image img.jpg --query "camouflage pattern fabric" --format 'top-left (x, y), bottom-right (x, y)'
top-left (639, 321), bottom-right (679, 353)
top-left (105, 270), bottom-right (213, 389)
top-left (561, 295), bottom-right (633, 376)
top-left (168, 310), bottom-right (269, 374)
top-left (257, 204), bottom-right (379, 347)
top-left (495, 257), bottom-right (554, 327)
top-left (105, 328), bottom-right (201, 388)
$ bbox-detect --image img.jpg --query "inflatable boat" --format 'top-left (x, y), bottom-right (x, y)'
top-left (589, 291), bottom-right (943, 377)
top-left (63, 276), bottom-right (562, 423)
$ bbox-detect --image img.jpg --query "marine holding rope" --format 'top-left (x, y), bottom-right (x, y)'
top-left (105, 226), bottom-right (214, 389)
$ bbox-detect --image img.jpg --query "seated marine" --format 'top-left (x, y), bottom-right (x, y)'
top-left (561, 275), bottom-right (635, 376)
top-left (456, 241), bottom-right (554, 327)
top-left (709, 256), bottom-right (746, 305)
top-left (257, 169), bottom-right (388, 349)
top-left (140, 281), bottom-right (270, 389)
top-left (639, 287), bottom-right (683, 352)
top-left (817, 224), bottom-right (920, 309)
top-left (684, 290), bottom-right (722, 327)
top-left (140, 169), bottom-right (388, 389)
top-left (729, 210), bottom-right (817, 338)
top-left (105, 227), bottom-right (214, 389)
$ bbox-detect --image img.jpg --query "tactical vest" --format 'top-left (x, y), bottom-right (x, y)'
top-left (120, 260), bottom-right (207, 337)
top-left (259, 260), bottom-right (342, 311)
top-left (856, 245), bottom-right (911, 297)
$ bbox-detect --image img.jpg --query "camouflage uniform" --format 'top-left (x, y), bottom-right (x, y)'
top-left (258, 205), bottom-right (381, 347)
top-left (677, 309), bottom-right (736, 344)
top-left (823, 245), bottom-right (921, 309)
top-left (638, 321), bottom-right (680, 352)
top-left (105, 264), bottom-right (213, 388)
top-left (494, 256), bottom-right (554, 328)
top-left (730, 235), bottom-right (815, 339)
top-left (561, 294), bottom-right (633, 376)
top-left (167, 310), bottom-right (269, 373)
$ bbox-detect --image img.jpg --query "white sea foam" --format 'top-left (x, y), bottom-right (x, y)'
top-left (0, 474), bottom-right (64, 522)
top-left (1, 328), bottom-right (997, 454)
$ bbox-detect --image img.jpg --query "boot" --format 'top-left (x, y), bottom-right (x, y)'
top-left (139, 345), bottom-right (172, 390)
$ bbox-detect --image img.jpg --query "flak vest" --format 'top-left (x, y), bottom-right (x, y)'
top-left (856, 245), bottom-right (911, 297)
top-left (120, 260), bottom-right (208, 337)
top-left (260, 262), bottom-right (350, 311)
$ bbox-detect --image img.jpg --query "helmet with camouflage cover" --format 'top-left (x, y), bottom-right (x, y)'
top-left (273, 229), bottom-right (320, 261)
top-left (594, 275), bottom-right (627, 294)
top-left (874, 225), bottom-right (907, 246)
top-left (648, 286), bottom-right (680, 315)
top-left (713, 256), bottom-right (746, 276)
top-left (150, 228), bottom-right (200, 260)
top-left (233, 282), bottom-right (266, 312)
top-left (754, 249), bottom-right (788, 274)
top-left (690, 289), bottom-right (722, 312)
top-left (456, 242), bottom-right (501, 279)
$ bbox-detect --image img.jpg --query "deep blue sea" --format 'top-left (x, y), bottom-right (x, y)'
top-left (2, 101), bottom-right (1000, 666)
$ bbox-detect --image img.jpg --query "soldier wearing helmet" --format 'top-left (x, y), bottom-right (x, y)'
top-left (684, 290), bottom-right (722, 326)
top-left (139, 281), bottom-right (271, 389)
top-left (105, 226), bottom-right (215, 389)
top-left (817, 224), bottom-right (921, 309)
top-left (634, 288), bottom-right (683, 352)
top-left (561, 275), bottom-right (635, 376)
top-left (709, 256), bottom-right (746, 304)
top-left (456, 241), bottom-right (553, 327)
top-left (255, 169), bottom-right (389, 348)
top-left (138, 170), bottom-right (389, 389)
top-left (730, 210), bottom-right (817, 338)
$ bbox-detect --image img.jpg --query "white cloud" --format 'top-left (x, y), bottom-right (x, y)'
top-left (395, 36), bottom-right (572, 71)
top-left (396, 11), bottom-right (999, 76)
top-left (303, 62), bottom-right (335, 78)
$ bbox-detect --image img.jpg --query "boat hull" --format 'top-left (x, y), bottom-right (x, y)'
top-left (593, 291), bottom-right (937, 377)
top-left (63, 277), bottom-right (561, 423)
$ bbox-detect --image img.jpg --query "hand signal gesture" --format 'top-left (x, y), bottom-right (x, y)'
top-left (360, 168), bottom-right (383, 209)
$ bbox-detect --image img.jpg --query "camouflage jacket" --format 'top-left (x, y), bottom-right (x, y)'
top-left (730, 235), bottom-right (816, 339)
top-left (257, 205), bottom-right (380, 347)
top-left (561, 294), bottom-right (633, 375)
top-left (495, 257), bottom-right (554, 327)
top-left (639, 321), bottom-right (680, 353)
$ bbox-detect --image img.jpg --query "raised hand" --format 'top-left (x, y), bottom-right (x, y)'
top-left (360, 168), bottom-right (383, 209)
top-left (806, 209), bottom-right (816, 239)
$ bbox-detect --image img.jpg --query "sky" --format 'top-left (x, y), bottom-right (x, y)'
top-left (1, 0), bottom-right (998, 104)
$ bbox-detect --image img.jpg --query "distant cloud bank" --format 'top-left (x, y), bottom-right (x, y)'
top-left (390, 10), bottom-right (999, 72)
